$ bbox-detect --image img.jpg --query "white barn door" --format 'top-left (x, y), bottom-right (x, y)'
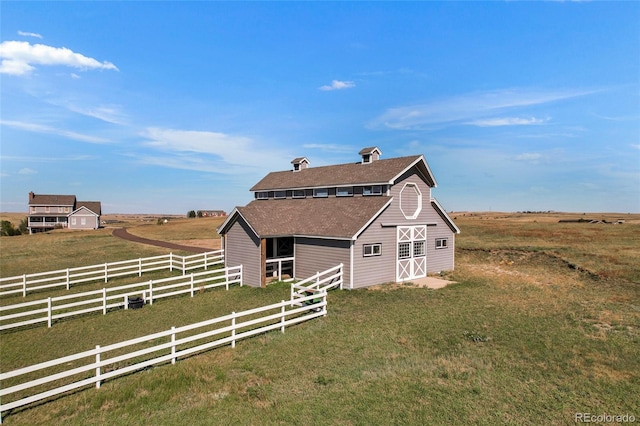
top-left (396, 225), bottom-right (427, 281)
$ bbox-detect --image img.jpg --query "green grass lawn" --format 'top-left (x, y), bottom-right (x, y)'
top-left (1, 213), bottom-right (638, 425)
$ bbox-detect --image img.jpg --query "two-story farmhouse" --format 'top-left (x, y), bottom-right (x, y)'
top-left (28, 192), bottom-right (102, 234)
top-left (217, 147), bottom-right (459, 289)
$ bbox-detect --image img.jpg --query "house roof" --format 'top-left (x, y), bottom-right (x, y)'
top-left (250, 155), bottom-right (437, 191)
top-left (219, 197), bottom-right (392, 240)
top-left (76, 201), bottom-right (102, 215)
top-left (29, 194), bottom-right (76, 206)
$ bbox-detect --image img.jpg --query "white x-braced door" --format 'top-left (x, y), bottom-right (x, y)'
top-left (396, 225), bottom-right (427, 281)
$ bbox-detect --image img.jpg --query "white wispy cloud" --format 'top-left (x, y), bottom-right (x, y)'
top-left (18, 168), bottom-right (38, 175)
top-left (631, 144), bottom-right (640, 150)
top-left (301, 143), bottom-right (354, 154)
top-left (140, 127), bottom-right (293, 173)
top-left (369, 88), bottom-right (596, 130)
top-left (514, 152), bottom-right (544, 163)
top-left (0, 120), bottom-right (110, 144)
top-left (467, 116), bottom-right (549, 127)
top-left (0, 41), bottom-right (118, 75)
top-left (64, 104), bottom-right (127, 125)
top-left (18, 31), bottom-right (43, 39)
top-left (319, 80), bottom-right (355, 91)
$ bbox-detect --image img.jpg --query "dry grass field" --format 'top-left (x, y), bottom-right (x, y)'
top-left (0, 211), bottom-right (638, 425)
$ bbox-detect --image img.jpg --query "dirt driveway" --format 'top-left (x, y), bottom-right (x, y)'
top-left (112, 228), bottom-right (214, 253)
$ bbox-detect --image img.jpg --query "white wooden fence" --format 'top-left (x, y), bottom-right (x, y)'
top-left (0, 250), bottom-right (224, 298)
top-left (0, 289), bottom-right (330, 424)
top-left (291, 263), bottom-right (343, 305)
top-left (266, 256), bottom-right (295, 281)
top-left (0, 265), bottom-right (242, 331)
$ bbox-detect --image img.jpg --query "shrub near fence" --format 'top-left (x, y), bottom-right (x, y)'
top-left (0, 250), bottom-right (224, 298)
top-left (0, 265), bottom-right (242, 331)
top-left (0, 266), bottom-right (338, 424)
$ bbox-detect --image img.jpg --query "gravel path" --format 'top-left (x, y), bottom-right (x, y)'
top-left (112, 227), bottom-right (212, 253)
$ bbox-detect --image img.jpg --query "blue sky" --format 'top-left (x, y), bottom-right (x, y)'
top-left (1, 2), bottom-right (638, 214)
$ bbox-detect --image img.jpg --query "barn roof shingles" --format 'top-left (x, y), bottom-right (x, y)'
top-left (250, 155), bottom-right (431, 191)
top-left (234, 197), bottom-right (391, 240)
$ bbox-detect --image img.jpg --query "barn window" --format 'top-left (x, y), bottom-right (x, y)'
top-left (292, 190), bottom-right (305, 198)
top-left (257, 192), bottom-right (269, 200)
top-left (337, 187), bottom-right (353, 197)
top-left (363, 243), bottom-right (382, 257)
top-left (398, 242), bottom-right (411, 259)
top-left (363, 185), bottom-right (382, 196)
top-left (435, 238), bottom-right (448, 249)
top-left (313, 188), bottom-right (329, 198)
top-left (274, 191), bottom-right (286, 199)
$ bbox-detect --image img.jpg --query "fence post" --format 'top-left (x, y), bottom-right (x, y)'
top-left (170, 253), bottom-right (173, 272)
top-left (149, 280), bottom-right (153, 305)
top-left (339, 264), bottom-right (343, 290)
top-left (171, 326), bottom-right (176, 364)
top-left (95, 345), bottom-right (101, 389)
top-left (66, 268), bottom-right (70, 290)
top-left (239, 265), bottom-right (243, 287)
top-left (225, 267), bottom-right (229, 291)
top-left (322, 292), bottom-right (328, 317)
top-left (47, 297), bottom-right (52, 327)
top-left (104, 263), bottom-right (108, 283)
top-left (190, 273), bottom-right (194, 297)
top-left (139, 258), bottom-right (142, 277)
top-left (22, 274), bottom-right (27, 297)
top-left (125, 294), bottom-right (129, 310)
top-left (182, 256), bottom-right (186, 275)
top-left (281, 301), bottom-right (286, 333)
top-left (231, 312), bottom-right (236, 348)
top-left (204, 252), bottom-right (208, 270)
top-left (103, 288), bottom-right (107, 315)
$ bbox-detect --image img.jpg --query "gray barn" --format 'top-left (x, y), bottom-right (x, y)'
top-left (217, 147), bottom-right (459, 289)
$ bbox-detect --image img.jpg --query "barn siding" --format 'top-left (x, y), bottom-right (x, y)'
top-left (382, 166), bottom-right (455, 275)
top-left (294, 238), bottom-right (351, 285)
top-left (352, 214), bottom-right (396, 288)
top-left (225, 217), bottom-right (262, 287)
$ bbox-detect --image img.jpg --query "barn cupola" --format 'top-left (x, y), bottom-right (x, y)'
top-left (359, 147), bottom-right (382, 164)
top-left (291, 157), bottom-right (310, 172)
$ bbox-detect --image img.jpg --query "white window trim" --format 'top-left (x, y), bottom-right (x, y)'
top-left (257, 192), bottom-right (269, 200)
top-left (399, 182), bottom-right (422, 220)
top-left (292, 190), bottom-right (306, 198)
top-left (274, 190), bottom-right (286, 199)
top-left (363, 243), bottom-right (382, 257)
top-left (436, 238), bottom-right (448, 249)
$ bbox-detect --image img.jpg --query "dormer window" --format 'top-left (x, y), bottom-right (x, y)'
top-left (274, 191), bottom-right (286, 199)
top-left (291, 157), bottom-right (310, 172)
top-left (359, 147), bottom-right (382, 164)
top-left (257, 192), bottom-right (269, 200)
